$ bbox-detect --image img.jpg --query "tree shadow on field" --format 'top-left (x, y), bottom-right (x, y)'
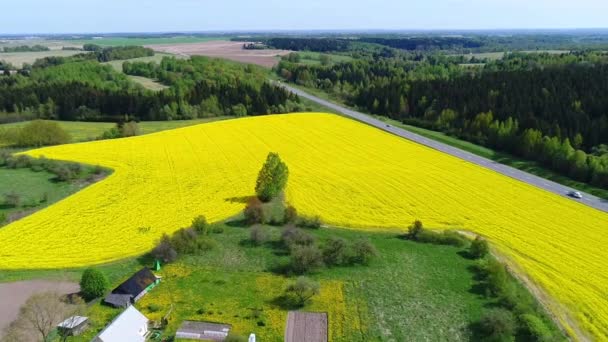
top-left (269, 294), bottom-right (303, 311)
top-left (457, 250), bottom-right (476, 260)
top-left (466, 264), bottom-right (488, 296)
top-left (225, 218), bottom-right (248, 228)
top-left (224, 196), bottom-right (254, 204)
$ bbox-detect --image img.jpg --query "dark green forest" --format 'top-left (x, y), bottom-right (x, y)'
top-left (0, 54), bottom-right (300, 122)
top-left (276, 51), bottom-right (608, 188)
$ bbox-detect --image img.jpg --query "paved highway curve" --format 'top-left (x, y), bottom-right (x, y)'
top-left (279, 82), bottom-right (608, 214)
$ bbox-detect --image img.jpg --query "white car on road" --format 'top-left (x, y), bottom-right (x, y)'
top-left (568, 191), bottom-right (583, 199)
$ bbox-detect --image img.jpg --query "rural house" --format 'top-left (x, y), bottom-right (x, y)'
top-left (56, 316), bottom-right (89, 336)
top-left (285, 311), bottom-right (328, 342)
top-left (175, 320), bottom-right (232, 341)
top-left (103, 267), bottom-right (160, 308)
top-left (92, 306), bottom-right (149, 342)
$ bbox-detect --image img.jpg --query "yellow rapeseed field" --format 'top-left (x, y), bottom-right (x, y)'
top-left (1, 113), bottom-right (607, 338)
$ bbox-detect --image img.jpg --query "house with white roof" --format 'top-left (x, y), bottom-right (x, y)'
top-left (92, 306), bottom-right (149, 342)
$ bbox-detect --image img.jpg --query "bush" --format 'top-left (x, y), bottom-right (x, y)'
top-left (244, 197), bottom-right (265, 225)
top-left (285, 276), bottom-right (320, 306)
top-left (297, 215), bottom-right (322, 229)
top-left (255, 152), bottom-right (289, 202)
top-left (80, 268), bottom-right (108, 300)
top-left (519, 314), bottom-right (553, 341)
top-left (284, 205), bottom-right (298, 223)
top-left (481, 258), bottom-right (509, 297)
top-left (478, 308), bottom-right (516, 341)
top-left (152, 233), bottom-right (178, 263)
top-left (3, 191), bottom-right (21, 208)
top-left (10, 120), bottom-right (71, 147)
top-left (172, 228), bottom-right (215, 254)
top-left (211, 225), bottom-right (224, 234)
top-left (470, 236), bottom-right (490, 259)
top-left (322, 238), bottom-right (350, 266)
top-left (415, 230), bottom-right (469, 247)
top-left (291, 245), bottom-right (324, 274)
top-left (120, 121), bottom-right (140, 137)
top-left (408, 220), bottom-right (424, 240)
top-left (148, 304), bottom-right (162, 312)
top-left (191, 215), bottom-right (209, 235)
top-left (351, 239), bottom-right (378, 265)
top-left (281, 226), bottom-right (315, 249)
top-left (0, 212), bottom-right (6, 224)
top-left (250, 225), bottom-right (269, 246)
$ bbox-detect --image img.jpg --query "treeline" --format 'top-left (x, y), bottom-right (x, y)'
top-left (234, 33), bottom-right (608, 53)
top-left (0, 55), bottom-right (299, 122)
top-left (359, 37), bottom-right (483, 50)
top-left (276, 52), bottom-right (608, 189)
top-left (234, 37), bottom-right (352, 52)
top-left (83, 44), bottom-right (154, 62)
top-left (2, 45), bottom-right (50, 53)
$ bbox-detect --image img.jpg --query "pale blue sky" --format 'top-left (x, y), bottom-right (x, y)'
top-left (3, 0), bottom-right (608, 34)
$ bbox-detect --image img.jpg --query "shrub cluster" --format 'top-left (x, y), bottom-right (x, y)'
top-left (99, 121), bottom-right (141, 140)
top-left (277, 226), bottom-right (378, 274)
top-left (474, 258), bottom-right (557, 341)
top-left (151, 215), bottom-right (217, 263)
top-left (405, 220), bottom-right (469, 247)
top-left (0, 120), bottom-right (71, 147)
top-left (0, 151), bottom-right (96, 182)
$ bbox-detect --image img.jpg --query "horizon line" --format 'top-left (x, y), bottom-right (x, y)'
top-left (2, 27), bottom-right (608, 37)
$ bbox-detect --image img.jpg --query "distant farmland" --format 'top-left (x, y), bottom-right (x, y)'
top-left (71, 36), bottom-right (225, 47)
top-left (149, 40), bottom-right (291, 67)
top-left (0, 50), bottom-right (82, 68)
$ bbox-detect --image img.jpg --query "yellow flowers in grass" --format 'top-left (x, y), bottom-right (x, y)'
top-left (0, 113), bottom-right (607, 339)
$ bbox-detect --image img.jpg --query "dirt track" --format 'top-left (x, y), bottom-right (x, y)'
top-left (148, 40), bottom-right (291, 68)
top-left (0, 280), bottom-right (79, 337)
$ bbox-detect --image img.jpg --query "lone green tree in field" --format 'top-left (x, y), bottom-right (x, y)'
top-left (80, 268), bottom-right (108, 300)
top-left (255, 152), bottom-right (289, 202)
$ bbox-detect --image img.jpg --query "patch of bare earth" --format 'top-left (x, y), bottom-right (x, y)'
top-left (147, 40), bottom-right (291, 68)
top-left (0, 280), bottom-right (79, 338)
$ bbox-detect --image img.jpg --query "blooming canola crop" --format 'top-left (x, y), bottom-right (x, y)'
top-left (0, 113), bottom-right (607, 339)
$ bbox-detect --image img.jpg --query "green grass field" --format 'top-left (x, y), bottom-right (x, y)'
top-left (71, 36), bottom-right (226, 47)
top-left (102, 53), bottom-right (181, 72)
top-left (0, 118), bottom-right (233, 143)
top-left (3, 221), bottom-right (506, 341)
top-left (0, 168), bottom-right (80, 222)
top-left (102, 53), bottom-right (182, 90)
top-left (0, 50), bottom-right (83, 68)
top-left (0, 215), bottom-right (560, 341)
top-left (297, 52), bottom-right (354, 66)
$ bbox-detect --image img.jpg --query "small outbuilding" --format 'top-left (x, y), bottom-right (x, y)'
top-left (175, 320), bottom-right (232, 341)
top-left (57, 316), bottom-right (89, 336)
top-left (284, 311), bottom-right (328, 342)
top-left (104, 267), bottom-right (160, 308)
top-left (92, 306), bottom-right (149, 342)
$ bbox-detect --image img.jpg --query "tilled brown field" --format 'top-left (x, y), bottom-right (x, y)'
top-left (0, 280), bottom-right (79, 338)
top-left (147, 40), bottom-right (291, 67)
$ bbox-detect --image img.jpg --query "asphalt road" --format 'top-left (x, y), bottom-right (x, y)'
top-left (279, 82), bottom-right (608, 214)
